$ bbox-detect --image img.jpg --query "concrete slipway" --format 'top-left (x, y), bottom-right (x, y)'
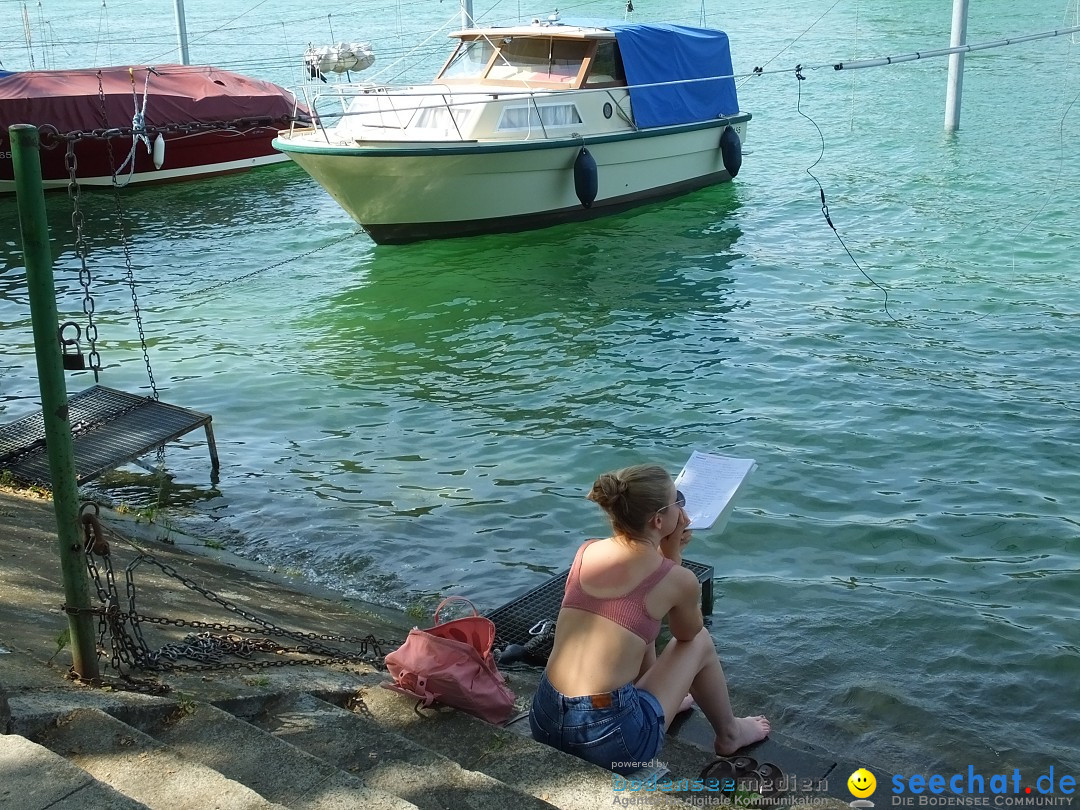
top-left (0, 488), bottom-right (874, 810)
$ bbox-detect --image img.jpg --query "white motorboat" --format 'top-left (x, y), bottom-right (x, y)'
top-left (273, 18), bottom-right (750, 244)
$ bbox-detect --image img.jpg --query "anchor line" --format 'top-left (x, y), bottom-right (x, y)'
top-left (793, 77), bottom-right (901, 327)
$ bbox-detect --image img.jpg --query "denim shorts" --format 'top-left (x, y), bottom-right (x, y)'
top-left (528, 672), bottom-right (665, 775)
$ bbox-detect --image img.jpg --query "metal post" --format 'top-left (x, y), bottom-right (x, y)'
top-left (944, 0), bottom-right (969, 132)
top-left (173, 0), bottom-right (191, 65)
top-left (461, 0), bottom-right (473, 29)
top-left (10, 125), bottom-right (99, 681)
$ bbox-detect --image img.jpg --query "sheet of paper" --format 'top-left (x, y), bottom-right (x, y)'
top-left (673, 450), bottom-right (756, 531)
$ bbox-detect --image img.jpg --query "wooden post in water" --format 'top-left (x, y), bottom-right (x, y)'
top-left (945, 0), bottom-right (969, 131)
top-left (9, 124), bottom-right (100, 682)
top-left (174, 0), bottom-right (191, 65)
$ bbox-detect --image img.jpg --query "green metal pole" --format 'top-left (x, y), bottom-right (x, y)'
top-left (10, 124), bottom-right (99, 681)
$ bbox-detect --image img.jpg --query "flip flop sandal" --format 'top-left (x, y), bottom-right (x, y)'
top-left (730, 755), bottom-right (759, 776)
top-left (754, 763), bottom-right (786, 799)
top-left (736, 771), bottom-right (764, 796)
top-left (699, 758), bottom-right (738, 793)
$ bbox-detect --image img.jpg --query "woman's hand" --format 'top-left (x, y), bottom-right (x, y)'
top-left (660, 510), bottom-right (692, 564)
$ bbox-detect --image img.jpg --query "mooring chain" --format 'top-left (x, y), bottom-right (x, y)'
top-left (65, 140), bottom-right (102, 380)
top-left (73, 507), bottom-right (400, 687)
top-left (93, 73), bottom-right (159, 400)
top-left (79, 504), bottom-right (145, 674)
top-left (42, 116), bottom-right (301, 148)
top-left (178, 228), bottom-right (363, 299)
top-left (125, 553), bottom-right (359, 657)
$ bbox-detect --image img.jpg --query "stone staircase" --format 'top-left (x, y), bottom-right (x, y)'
top-left (0, 489), bottom-right (855, 810)
top-left (2, 667), bottom-right (707, 810)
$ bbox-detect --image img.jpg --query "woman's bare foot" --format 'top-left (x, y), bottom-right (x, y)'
top-left (714, 715), bottom-right (770, 755)
top-left (677, 695), bottom-right (696, 714)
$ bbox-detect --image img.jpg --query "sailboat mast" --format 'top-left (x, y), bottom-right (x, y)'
top-left (461, 0), bottom-right (473, 29)
top-left (174, 0), bottom-right (191, 65)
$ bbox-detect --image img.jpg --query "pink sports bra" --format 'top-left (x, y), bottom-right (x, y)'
top-left (561, 540), bottom-right (675, 643)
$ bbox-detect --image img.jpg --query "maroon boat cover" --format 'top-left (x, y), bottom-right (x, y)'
top-left (0, 64), bottom-right (301, 133)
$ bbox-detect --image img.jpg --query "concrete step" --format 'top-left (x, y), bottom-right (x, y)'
top-left (131, 699), bottom-right (417, 810)
top-left (341, 675), bottom-right (698, 810)
top-left (0, 732), bottom-right (150, 810)
top-left (245, 691), bottom-right (562, 810)
top-left (30, 707), bottom-right (289, 810)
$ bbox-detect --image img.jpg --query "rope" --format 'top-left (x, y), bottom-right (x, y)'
top-left (301, 20), bottom-right (1080, 121)
top-left (112, 68), bottom-right (154, 186)
top-left (738, 0), bottom-right (845, 89)
top-left (95, 74), bottom-right (161, 399)
top-left (824, 25), bottom-right (1080, 73)
top-left (793, 72), bottom-right (900, 326)
top-left (142, 0), bottom-right (277, 64)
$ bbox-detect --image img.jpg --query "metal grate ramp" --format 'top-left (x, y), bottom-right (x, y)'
top-left (487, 558), bottom-right (714, 654)
top-left (0, 385), bottom-right (219, 488)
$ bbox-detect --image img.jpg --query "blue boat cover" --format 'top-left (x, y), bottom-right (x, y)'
top-left (607, 23), bottom-right (739, 128)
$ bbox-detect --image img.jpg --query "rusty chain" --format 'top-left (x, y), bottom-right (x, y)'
top-left (72, 505), bottom-right (401, 693)
top-left (65, 139), bottom-right (102, 380)
top-left (40, 116), bottom-right (304, 150)
top-left (96, 73), bottom-right (158, 399)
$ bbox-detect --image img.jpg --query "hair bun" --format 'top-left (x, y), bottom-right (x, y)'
top-left (587, 471), bottom-right (627, 508)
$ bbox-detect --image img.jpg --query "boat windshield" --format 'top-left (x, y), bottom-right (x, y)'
top-left (488, 37), bottom-right (587, 84)
top-left (437, 35), bottom-right (591, 86)
top-left (440, 39), bottom-right (496, 80)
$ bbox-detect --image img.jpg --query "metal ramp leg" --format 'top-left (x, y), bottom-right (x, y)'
top-left (0, 385), bottom-right (218, 488)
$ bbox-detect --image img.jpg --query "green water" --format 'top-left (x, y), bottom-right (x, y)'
top-left (1, 0), bottom-right (1078, 779)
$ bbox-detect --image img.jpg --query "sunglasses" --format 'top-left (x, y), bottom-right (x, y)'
top-left (656, 489), bottom-right (686, 514)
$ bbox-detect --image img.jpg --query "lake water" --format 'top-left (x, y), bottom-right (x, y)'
top-left (1, 0), bottom-right (1078, 780)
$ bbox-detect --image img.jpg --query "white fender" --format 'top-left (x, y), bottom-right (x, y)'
top-left (152, 133), bottom-right (165, 169)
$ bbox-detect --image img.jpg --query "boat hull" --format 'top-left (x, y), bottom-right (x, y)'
top-left (274, 117), bottom-right (749, 244)
top-left (0, 64), bottom-right (305, 192)
top-left (0, 126), bottom-right (291, 192)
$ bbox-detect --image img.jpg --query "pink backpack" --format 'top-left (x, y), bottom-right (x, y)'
top-left (383, 597), bottom-right (516, 725)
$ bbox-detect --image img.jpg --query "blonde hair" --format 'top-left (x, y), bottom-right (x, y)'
top-left (587, 464), bottom-right (672, 541)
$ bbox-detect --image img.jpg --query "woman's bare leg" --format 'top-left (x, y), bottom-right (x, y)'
top-left (638, 642), bottom-right (694, 713)
top-left (636, 627), bottom-right (769, 754)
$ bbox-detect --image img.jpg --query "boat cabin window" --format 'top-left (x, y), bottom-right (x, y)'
top-left (413, 103), bottom-right (475, 132)
top-left (440, 39), bottom-right (496, 81)
top-left (497, 102), bottom-right (583, 130)
top-left (439, 35), bottom-right (591, 86)
top-left (487, 37), bottom-right (587, 84)
top-left (584, 40), bottom-right (625, 86)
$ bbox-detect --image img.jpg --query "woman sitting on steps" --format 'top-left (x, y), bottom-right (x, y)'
top-left (528, 463), bottom-right (769, 774)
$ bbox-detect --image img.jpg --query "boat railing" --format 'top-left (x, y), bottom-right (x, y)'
top-left (297, 82), bottom-right (622, 142)
top-left (290, 72), bottom-right (743, 143)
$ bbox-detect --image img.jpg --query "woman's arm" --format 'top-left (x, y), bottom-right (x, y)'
top-left (659, 510), bottom-right (692, 565)
top-left (665, 567), bottom-right (705, 641)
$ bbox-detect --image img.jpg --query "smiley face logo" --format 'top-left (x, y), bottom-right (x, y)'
top-left (848, 768), bottom-right (877, 798)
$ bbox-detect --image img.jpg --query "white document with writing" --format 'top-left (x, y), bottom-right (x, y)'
top-left (673, 450), bottom-right (756, 532)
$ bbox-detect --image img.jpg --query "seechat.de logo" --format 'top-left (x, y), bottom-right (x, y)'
top-left (850, 768), bottom-right (878, 809)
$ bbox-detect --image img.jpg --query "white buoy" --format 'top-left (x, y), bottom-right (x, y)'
top-left (152, 133), bottom-right (165, 169)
